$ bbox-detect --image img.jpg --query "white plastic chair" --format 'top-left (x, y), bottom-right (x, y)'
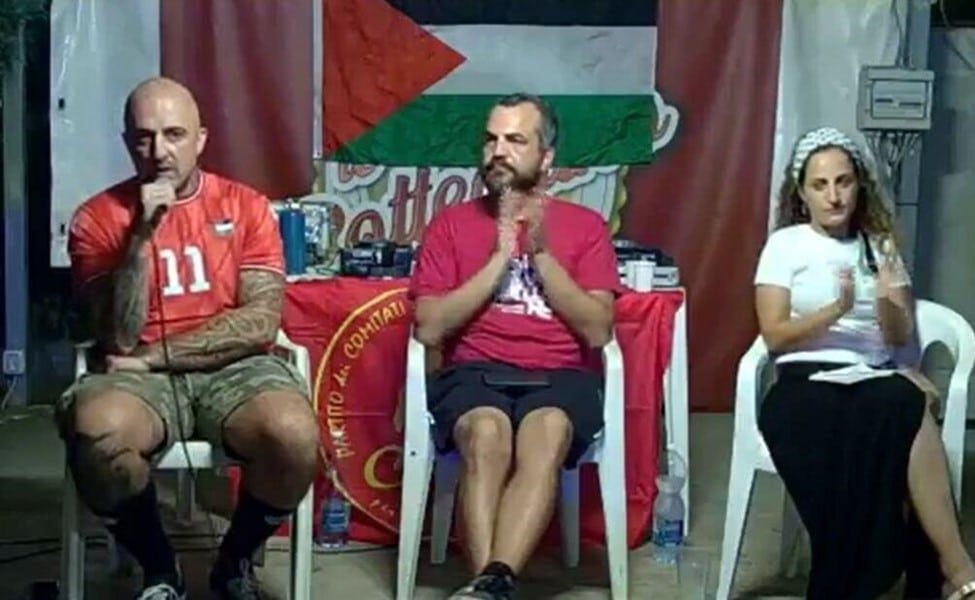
top-left (662, 297), bottom-right (690, 529)
top-left (716, 299), bottom-right (975, 600)
top-left (396, 334), bottom-right (628, 600)
top-left (59, 331), bottom-right (315, 600)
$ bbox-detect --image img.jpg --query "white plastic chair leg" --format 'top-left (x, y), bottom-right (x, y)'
top-left (941, 401), bottom-right (966, 510)
top-left (668, 302), bottom-right (690, 532)
top-left (662, 378), bottom-right (691, 536)
top-left (597, 453), bottom-right (628, 599)
top-left (176, 470), bottom-right (195, 524)
top-left (559, 468), bottom-right (581, 568)
top-left (779, 493), bottom-right (803, 577)
top-left (104, 530), bottom-right (136, 577)
top-left (673, 428), bottom-right (690, 533)
top-left (289, 485), bottom-right (314, 600)
top-left (396, 437), bottom-right (435, 600)
top-left (430, 454), bottom-right (460, 565)
top-left (715, 445), bottom-right (757, 600)
top-left (106, 533), bottom-right (120, 573)
top-left (61, 467), bottom-right (86, 600)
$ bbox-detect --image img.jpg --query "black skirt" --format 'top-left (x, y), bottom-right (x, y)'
top-left (758, 361), bottom-right (941, 599)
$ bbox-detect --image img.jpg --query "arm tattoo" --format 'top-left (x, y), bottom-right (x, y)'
top-left (138, 269), bottom-right (284, 371)
top-left (82, 239), bottom-right (148, 353)
top-left (109, 244), bottom-right (150, 353)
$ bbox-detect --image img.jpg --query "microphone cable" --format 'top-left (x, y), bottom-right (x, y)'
top-left (148, 236), bottom-right (222, 548)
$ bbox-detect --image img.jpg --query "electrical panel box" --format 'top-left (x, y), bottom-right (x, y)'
top-left (2, 349), bottom-right (25, 375)
top-left (856, 66), bottom-right (934, 131)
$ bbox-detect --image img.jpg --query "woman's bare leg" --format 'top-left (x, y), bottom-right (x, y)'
top-left (907, 411), bottom-right (975, 589)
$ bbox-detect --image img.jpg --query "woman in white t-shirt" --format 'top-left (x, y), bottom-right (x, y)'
top-left (754, 127), bottom-right (975, 600)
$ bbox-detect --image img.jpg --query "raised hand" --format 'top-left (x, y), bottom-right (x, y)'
top-left (105, 354), bottom-right (150, 372)
top-left (835, 267), bottom-right (855, 314)
top-left (876, 256), bottom-right (910, 299)
top-left (496, 215), bottom-right (518, 259)
top-left (495, 191), bottom-right (519, 258)
top-left (522, 197), bottom-right (546, 255)
top-left (139, 180), bottom-right (176, 228)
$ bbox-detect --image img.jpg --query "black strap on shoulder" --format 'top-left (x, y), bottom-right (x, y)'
top-left (860, 230), bottom-right (879, 275)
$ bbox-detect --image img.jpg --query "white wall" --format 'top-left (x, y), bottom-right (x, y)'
top-left (916, 27), bottom-right (975, 413)
top-left (48, 0), bottom-right (160, 266)
top-left (770, 0), bottom-right (906, 231)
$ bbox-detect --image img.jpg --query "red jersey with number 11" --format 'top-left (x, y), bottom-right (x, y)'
top-left (68, 171), bottom-right (284, 345)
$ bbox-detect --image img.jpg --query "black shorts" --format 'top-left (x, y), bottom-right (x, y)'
top-left (426, 361), bottom-right (604, 467)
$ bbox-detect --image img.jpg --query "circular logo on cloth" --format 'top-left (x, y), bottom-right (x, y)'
top-left (312, 287), bottom-right (412, 532)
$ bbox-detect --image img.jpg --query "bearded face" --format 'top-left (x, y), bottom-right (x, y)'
top-left (479, 103), bottom-right (552, 197)
top-left (480, 153), bottom-right (544, 195)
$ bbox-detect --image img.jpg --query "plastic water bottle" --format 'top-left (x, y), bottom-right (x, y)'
top-left (316, 467), bottom-right (350, 549)
top-left (651, 450), bottom-right (687, 564)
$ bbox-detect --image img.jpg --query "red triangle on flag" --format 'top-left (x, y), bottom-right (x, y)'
top-left (324, 0), bottom-right (466, 155)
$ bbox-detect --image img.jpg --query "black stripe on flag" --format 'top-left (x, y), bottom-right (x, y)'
top-left (387, 0), bottom-right (656, 27)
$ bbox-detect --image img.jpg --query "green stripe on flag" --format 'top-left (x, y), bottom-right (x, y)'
top-left (332, 95), bottom-right (655, 167)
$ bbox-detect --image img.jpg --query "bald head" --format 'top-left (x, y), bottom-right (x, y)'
top-left (122, 77), bottom-right (207, 193)
top-left (124, 77), bottom-right (201, 131)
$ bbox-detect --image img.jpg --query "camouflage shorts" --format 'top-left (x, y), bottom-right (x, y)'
top-left (56, 354), bottom-right (308, 457)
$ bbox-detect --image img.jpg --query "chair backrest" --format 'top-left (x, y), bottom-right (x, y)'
top-left (914, 299), bottom-right (975, 373)
top-left (732, 335), bottom-right (771, 441)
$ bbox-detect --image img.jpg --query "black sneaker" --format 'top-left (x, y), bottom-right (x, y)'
top-left (448, 573), bottom-right (516, 600)
top-left (209, 554), bottom-right (264, 600)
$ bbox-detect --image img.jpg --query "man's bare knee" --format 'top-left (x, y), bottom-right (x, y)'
top-left (67, 391), bottom-right (161, 515)
top-left (515, 408), bottom-right (572, 472)
top-left (223, 392), bottom-right (320, 508)
top-left (73, 389), bottom-right (164, 445)
top-left (455, 408), bottom-right (513, 468)
top-left (224, 392), bottom-right (319, 468)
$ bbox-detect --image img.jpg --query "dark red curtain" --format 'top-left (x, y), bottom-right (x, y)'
top-left (621, 0), bottom-right (783, 411)
top-left (161, 0), bottom-right (315, 199)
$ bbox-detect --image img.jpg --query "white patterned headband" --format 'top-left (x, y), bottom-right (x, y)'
top-left (791, 127), bottom-right (864, 182)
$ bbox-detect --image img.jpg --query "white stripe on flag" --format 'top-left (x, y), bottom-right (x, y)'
top-left (423, 25), bottom-right (656, 96)
top-left (50, 0), bottom-right (160, 266)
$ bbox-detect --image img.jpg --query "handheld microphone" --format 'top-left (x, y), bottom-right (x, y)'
top-left (148, 204), bottom-right (169, 229)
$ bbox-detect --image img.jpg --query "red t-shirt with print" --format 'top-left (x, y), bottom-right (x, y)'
top-left (409, 196), bottom-right (621, 370)
top-left (68, 171), bottom-right (284, 345)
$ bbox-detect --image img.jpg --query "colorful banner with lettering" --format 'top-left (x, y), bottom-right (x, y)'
top-left (280, 277), bottom-right (681, 547)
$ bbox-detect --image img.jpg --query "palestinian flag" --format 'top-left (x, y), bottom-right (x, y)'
top-left (325, 0), bottom-right (658, 167)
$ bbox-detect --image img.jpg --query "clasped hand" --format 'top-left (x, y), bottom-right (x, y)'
top-left (874, 260), bottom-right (900, 300)
top-left (833, 260), bottom-right (903, 317)
top-left (105, 354), bottom-right (150, 372)
top-left (105, 345), bottom-right (157, 372)
top-left (496, 195), bottom-right (546, 258)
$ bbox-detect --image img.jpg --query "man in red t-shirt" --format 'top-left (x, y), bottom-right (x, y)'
top-left (410, 93), bottom-right (621, 599)
top-left (58, 77), bottom-right (318, 599)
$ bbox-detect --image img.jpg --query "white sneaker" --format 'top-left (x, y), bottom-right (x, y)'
top-left (134, 581), bottom-right (186, 600)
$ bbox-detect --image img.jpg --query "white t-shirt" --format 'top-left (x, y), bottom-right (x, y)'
top-left (753, 224), bottom-right (911, 366)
